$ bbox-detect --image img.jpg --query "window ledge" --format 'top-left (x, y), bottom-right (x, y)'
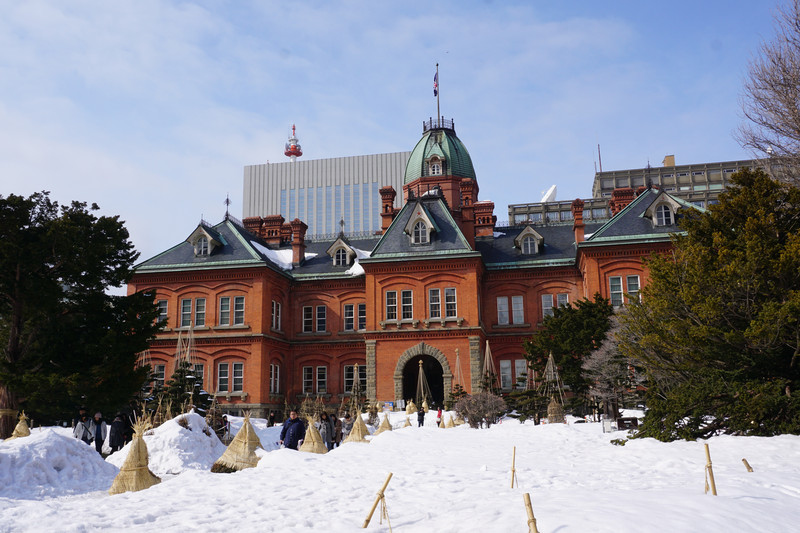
top-left (299, 331), bottom-right (331, 336)
top-left (494, 322), bottom-right (531, 329)
top-left (212, 324), bottom-right (250, 331)
top-left (380, 319), bottom-right (419, 330)
top-left (270, 328), bottom-right (284, 334)
top-left (423, 317), bottom-right (465, 328)
top-left (214, 391), bottom-right (248, 401)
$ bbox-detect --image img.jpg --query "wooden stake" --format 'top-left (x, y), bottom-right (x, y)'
top-left (742, 458), bottom-right (754, 472)
top-left (523, 493), bottom-right (540, 533)
top-left (363, 472), bottom-right (393, 528)
top-left (511, 446), bottom-right (518, 488)
top-left (704, 443), bottom-right (717, 496)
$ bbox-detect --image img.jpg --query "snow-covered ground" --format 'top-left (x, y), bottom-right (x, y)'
top-left (2, 410), bottom-right (799, 532)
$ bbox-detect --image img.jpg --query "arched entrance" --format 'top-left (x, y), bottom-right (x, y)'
top-left (402, 355), bottom-right (444, 406)
top-left (393, 342), bottom-right (453, 408)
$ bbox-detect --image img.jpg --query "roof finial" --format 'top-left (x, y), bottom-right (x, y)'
top-left (224, 194), bottom-right (231, 219)
top-left (339, 218), bottom-right (345, 236)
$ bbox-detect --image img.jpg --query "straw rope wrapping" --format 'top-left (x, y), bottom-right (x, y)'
top-left (109, 416), bottom-right (161, 495)
top-left (299, 418), bottom-right (328, 454)
top-left (379, 492), bottom-right (392, 532)
top-left (344, 413), bottom-right (370, 443)
top-left (211, 413), bottom-right (264, 473)
top-left (373, 414), bottom-right (393, 436)
top-left (6, 411), bottom-right (31, 441)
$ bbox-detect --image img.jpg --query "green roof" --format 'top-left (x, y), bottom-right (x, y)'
top-left (403, 128), bottom-right (476, 184)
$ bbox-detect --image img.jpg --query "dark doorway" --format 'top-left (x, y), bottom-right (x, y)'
top-left (402, 355), bottom-right (444, 407)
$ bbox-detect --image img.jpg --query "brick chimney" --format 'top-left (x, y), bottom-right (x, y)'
top-left (473, 201), bottom-right (496, 238)
top-left (380, 186), bottom-right (398, 233)
top-left (608, 188), bottom-right (635, 216)
top-left (280, 223), bottom-right (292, 245)
top-left (571, 198), bottom-right (585, 243)
top-left (260, 215), bottom-right (285, 246)
top-left (243, 216), bottom-right (263, 237)
top-left (290, 218), bottom-right (308, 266)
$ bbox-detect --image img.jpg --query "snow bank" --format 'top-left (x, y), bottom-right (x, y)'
top-left (0, 428), bottom-right (118, 500)
top-left (106, 412), bottom-right (226, 475)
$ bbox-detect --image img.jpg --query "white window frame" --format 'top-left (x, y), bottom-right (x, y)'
top-left (514, 359), bottom-right (528, 390)
top-left (428, 288), bottom-right (441, 319)
top-left (303, 366), bottom-right (313, 394)
top-left (316, 366), bottom-right (327, 394)
top-left (499, 360), bottom-right (512, 390)
top-left (497, 296), bottom-right (509, 325)
top-left (316, 305), bottom-right (326, 332)
top-left (219, 296), bottom-right (231, 326)
top-left (343, 304), bottom-right (355, 331)
top-left (429, 161), bottom-right (442, 176)
top-left (413, 221), bottom-right (429, 244)
top-left (344, 364), bottom-right (367, 393)
top-left (357, 303), bottom-right (366, 330)
top-left (511, 295), bottom-right (524, 324)
top-left (232, 362), bottom-right (243, 392)
top-left (401, 290), bottom-right (413, 320)
top-left (542, 294), bottom-right (554, 318)
top-left (303, 306), bottom-right (313, 332)
top-left (233, 296), bottom-right (245, 325)
top-left (153, 364), bottom-right (166, 389)
top-left (521, 236), bottom-right (536, 254)
top-left (445, 288), bottom-right (457, 318)
top-left (626, 275), bottom-right (640, 303)
top-left (197, 236), bottom-right (209, 256)
top-left (610, 276), bottom-right (623, 308)
top-left (557, 293), bottom-right (569, 308)
top-left (180, 298), bottom-right (192, 328)
top-left (218, 363), bottom-right (229, 393)
top-left (386, 291), bottom-right (397, 321)
top-left (270, 363), bottom-right (280, 394)
top-left (156, 299), bottom-right (168, 326)
top-left (271, 300), bottom-right (281, 330)
top-left (194, 298), bottom-right (206, 327)
top-left (334, 248), bottom-right (347, 266)
top-left (656, 204), bottom-right (673, 226)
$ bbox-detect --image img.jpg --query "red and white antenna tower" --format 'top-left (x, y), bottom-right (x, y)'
top-left (284, 124), bottom-right (303, 162)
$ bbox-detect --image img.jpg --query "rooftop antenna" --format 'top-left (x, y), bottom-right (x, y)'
top-left (597, 144), bottom-right (603, 172)
top-left (434, 63), bottom-right (440, 125)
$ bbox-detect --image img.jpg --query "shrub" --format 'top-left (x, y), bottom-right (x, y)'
top-left (454, 391), bottom-right (506, 429)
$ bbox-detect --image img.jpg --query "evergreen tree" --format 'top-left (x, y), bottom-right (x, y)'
top-left (0, 192), bottom-right (159, 437)
top-left (620, 169), bottom-right (800, 440)
top-left (523, 294), bottom-right (614, 412)
top-left (163, 360), bottom-right (212, 416)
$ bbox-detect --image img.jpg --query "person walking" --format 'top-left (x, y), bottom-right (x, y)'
top-left (316, 413), bottom-right (332, 450)
top-left (279, 411), bottom-right (306, 450)
top-left (89, 412), bottom-right (108, 455)
top-left (436, 407), bottom-right (443, 427)
top-left (341, 413), bottom-right (353, 441)
top-left (73, 411), bottom-right (92, 444)
top-left (109, 413), bottom-right (126, 453)
top-left (332, 413), bottom-right (342, 448)
top-left (417, 407), bottom-right (426, 427)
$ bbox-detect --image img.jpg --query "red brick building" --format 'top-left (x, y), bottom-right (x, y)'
top-left (128, 118), bottom-right (690, 417)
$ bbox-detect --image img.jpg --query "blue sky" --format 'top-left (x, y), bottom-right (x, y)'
top-left (0, 0), bottom-right (779, 272)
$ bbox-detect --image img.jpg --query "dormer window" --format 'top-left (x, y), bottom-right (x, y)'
top-left (655, 204), bottom-right (673, 226)
top-left (413, 221), bottom-right (429, 244)
top-left (429, 162), bottom-right (442, 175)
top-left (187, 226), bottom-right (221, 257)
top-left (196, 236), bottom-right (209, 256)
top-left (521, 236), bottom-right (536, 255)
top-left (514, 226), bottom-right (544, 255)
top-left (334, 248), bottom-right (348, 266)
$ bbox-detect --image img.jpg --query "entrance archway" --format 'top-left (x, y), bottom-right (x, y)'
top-left (393, 342), bottom-right (453, 407)
top-left (402, 355), bottom-right (444, 406)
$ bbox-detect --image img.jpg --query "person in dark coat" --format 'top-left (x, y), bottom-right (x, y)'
top-left (417, 407), bottom-right (426, 427)
top-left (332, 413), bottom-right (343, 448)
top-left (89, 412), bottom-right (108, 455)
top-left (109, 413), bottom-right (126, 453)
top-left (279, 410), bottom-right (305, 450)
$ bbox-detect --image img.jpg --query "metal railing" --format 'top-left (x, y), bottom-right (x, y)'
top-left (423, 117), bottom-right (455, 132)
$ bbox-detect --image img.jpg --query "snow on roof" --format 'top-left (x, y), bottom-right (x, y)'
top-left (345, 247), bottom-right (372, 276)
top-left (249, 241), bottom-right (317, 270)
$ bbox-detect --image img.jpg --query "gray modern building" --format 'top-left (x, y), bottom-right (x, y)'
top-left (508, 156), bottom-right (762, 225)
top-left (243, 151), bottom-right (411, 239)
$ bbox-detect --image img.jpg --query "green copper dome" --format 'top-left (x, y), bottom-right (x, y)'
top-left (403, 123), bottom-right (476, 184)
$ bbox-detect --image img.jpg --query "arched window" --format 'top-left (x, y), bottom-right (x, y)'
top-left (334, 248), bottom-right (348, 266)
top-left (521, 236), bottom-right (536, 254)
top-left (429, 162), bottom-right (442, 176)
top-left (196, 236), bottom-right (209, 256)
top-left (655, 205), bottom-right (673, 226)
top-left (413, 221), bottom-right (429, 244)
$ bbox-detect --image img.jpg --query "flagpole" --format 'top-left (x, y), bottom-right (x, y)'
top-left (436, 63), bottom-right (440, 126)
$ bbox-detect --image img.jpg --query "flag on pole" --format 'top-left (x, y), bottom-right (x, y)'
top-left (433, 72), bottom-right (438, 97)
